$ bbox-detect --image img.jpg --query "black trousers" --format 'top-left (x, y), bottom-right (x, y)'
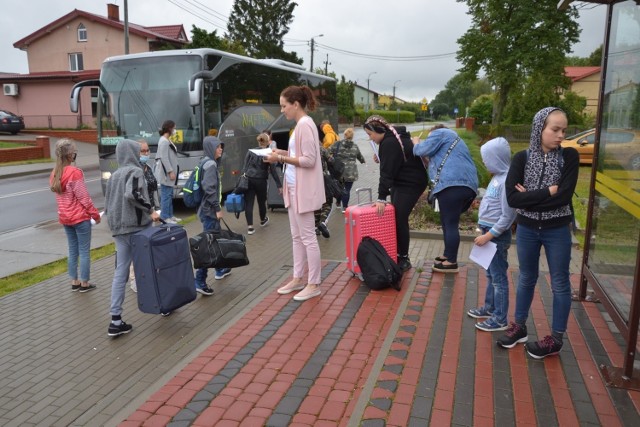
top-left (391, 187), bottom-right (425, 258)
top-left (244, 177), bottom-right (268, 226)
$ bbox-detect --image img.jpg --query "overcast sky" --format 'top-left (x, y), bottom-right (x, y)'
top-left (0, 0), bottom-right (607, 102)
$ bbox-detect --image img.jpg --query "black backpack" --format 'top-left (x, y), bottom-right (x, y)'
top-left (357, 237), bottom-right (402, 291)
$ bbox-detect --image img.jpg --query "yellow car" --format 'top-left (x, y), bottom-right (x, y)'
top-left (561, 128), bottom-right (640, 170)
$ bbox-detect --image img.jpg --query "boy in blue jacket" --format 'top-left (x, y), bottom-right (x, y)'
top-left (467, 137), bottom-right (517, 331)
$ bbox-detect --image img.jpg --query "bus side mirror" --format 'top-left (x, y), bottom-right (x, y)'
top-left (189, 78), bottom-right (203, 107)
top-left (70, 86), bottom-right (81, 113)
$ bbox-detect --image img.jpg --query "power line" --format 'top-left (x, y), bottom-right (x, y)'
top-left (310, 42), bottom-right (456, 62)
top-left (165, 0), bottom-right (227, 31)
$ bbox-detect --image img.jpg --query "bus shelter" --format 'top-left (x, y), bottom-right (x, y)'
top-left (561, 0), bottom-right (640, 388)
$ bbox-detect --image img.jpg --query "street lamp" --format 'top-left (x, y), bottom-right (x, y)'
top-left (309, 34), bottom-right (324, 72)
top-left (366, 71), bottom-right (377, 113)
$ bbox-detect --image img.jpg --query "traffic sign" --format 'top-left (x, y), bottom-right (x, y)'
top-left (421, 105), bottom-right (428, 111)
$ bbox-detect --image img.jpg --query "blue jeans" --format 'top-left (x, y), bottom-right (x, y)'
top-left (481, 226), bottom-right (511, 325)
top-left (159, 184), bottom-right (174, 220)
top-left (341, 181), bottom-right (354, 208)
top-left (63, 220), bottom-right (92, 282)
top-left (110, 232), bottom-right (136, 317)
top-left (194, 212), bottom-right (226, 285)
top-left (514, 223), bottom-right (573, 333)
top-left (437, 186), bottom-right (476, 263)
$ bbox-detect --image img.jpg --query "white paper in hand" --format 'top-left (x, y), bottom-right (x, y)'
top-left (249, 148), bottom-right (273, 157)
top-left (469, 241), bottom-right (497, 270)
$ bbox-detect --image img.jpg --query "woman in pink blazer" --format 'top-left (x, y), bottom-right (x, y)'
top-left (265, 85), bottom-right (325, 301)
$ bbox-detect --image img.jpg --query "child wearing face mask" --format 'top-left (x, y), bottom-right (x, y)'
top-left (155, 119), bottom-right (180, 223)
top-left (129, 141), bottom-right (159, 293)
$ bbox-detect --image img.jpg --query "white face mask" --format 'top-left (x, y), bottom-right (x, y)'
top-left (171, 129), bottom-right (176, 136)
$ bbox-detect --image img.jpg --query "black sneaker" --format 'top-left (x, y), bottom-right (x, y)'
top-left (318, 223), bottom-right (330, 238)
top-left (496, 322), bottom-right (528, 348)
top-left (398, 256), bottom-right (411, 272)
top-left (71, 285), bottom-right (81, 292)
top-left (196, 284), bottom-right (214, 295)
top-left (525, 335), bottom-right (563, 359)
top-left (260, 216), bottom-right (270, 227)
top-left (78, 284), bottom-right (96, 293)
top-left (108, 321), bottom-right (133, 337)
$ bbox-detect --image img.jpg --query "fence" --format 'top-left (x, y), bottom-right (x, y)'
top-left (475, 124), bottom-right (588, 143)
top-left (20, 114), bottom-right (96, 130)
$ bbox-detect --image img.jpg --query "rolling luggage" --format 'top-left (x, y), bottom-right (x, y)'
top-left (131, 222), bottom-right (196, 314)
top-left (345, 188), bottom-right (397, 279)
top-left (267, 166), bottom-right (285, 210)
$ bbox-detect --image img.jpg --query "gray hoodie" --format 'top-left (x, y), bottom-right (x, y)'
top-left (477, 137), bottom-right (516, 237)
top-left (105, 139), bottom-right (153, 236)
top-left (198, 136), bottom-right (223, 218)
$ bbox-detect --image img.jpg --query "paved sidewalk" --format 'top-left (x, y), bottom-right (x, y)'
top-left (1, 132), bottom-right (639, 426)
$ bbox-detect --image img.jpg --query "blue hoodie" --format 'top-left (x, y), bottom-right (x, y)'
top-left (477, 137), bottom-right (516, 237)
top-left (413, 128), bottom-right (478, 197)
top-left (198, 136), bottom-right (224, 218)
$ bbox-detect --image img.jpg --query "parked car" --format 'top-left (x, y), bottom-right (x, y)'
top-left (561, 128), bottom-right (640, 170)
top-left (0, 110), bottom-right (25, 134)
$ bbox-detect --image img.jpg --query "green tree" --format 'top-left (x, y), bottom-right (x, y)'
top-left (337, 76), bottom-right (355, 120)
top-left (566, 45), bottom-right (603, 66)
top-left (468, 94), bottom-right (494, 124)
top-left (432, 74), bottom-right (492, 117)
top-left (557, 91), bottom-right (587, 126)
top-left (456, 0), bottom-right (580, 125)
top-left (227, 0), bottom-right (301, 63)
top-left (187, 25), bottom-right (246, 55)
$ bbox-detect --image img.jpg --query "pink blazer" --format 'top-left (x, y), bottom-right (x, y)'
top-left (283, 115), bottom-right (325, 214)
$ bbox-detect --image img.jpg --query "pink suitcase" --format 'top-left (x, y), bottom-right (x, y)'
top-left (345, 188), bottom-right (397, 279)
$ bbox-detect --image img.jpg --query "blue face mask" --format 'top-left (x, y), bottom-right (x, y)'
top-left (140, 155), bottom-right (149, 164)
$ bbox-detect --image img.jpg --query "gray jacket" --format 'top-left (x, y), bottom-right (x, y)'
top-left (198, 136), bottom-right (223, 218)
top-left (154, 135), bottom-right (178, 187)
top-left (105, 139), bottom-right (153, 236)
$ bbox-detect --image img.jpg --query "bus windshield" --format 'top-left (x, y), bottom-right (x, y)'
top-left (99, 55), bottom-right (202, 152)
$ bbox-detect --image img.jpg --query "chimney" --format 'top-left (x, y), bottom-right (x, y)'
top-left (107, 3), bottom-right (119, 21)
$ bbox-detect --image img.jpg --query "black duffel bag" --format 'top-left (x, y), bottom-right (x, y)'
top-left (189, 219), bottom-right (249, 269)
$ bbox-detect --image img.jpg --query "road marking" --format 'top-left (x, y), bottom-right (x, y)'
top-left (0, 177), bottom-right (100, 200)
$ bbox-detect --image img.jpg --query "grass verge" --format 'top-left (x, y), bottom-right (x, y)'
top-left (0, 214), bottom-right (198, 298)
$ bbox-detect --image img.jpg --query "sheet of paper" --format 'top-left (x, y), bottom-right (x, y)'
top-left (469, 241), bottom-right (497, 270)
top-left (369, 140), bottom-right (379, 159)
top-left (249, 148), bottom-right (273, 157)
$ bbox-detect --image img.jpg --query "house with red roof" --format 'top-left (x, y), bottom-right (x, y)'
top-left (564, 66), bottom-right (601, 116)
top-left (0, 3), bottom-right (188, 129)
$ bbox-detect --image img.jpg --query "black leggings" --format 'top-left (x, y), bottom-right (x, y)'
top-left (391, 188), bottom-right (425, 258)
top-left (244, 177), bottom-right (268, 226)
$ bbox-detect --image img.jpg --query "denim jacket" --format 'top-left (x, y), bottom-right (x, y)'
top-left (413, 128), bottom-right (478, 197)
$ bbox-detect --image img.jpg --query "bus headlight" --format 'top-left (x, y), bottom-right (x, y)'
top-left (101, 171), bottom-right (112, 180)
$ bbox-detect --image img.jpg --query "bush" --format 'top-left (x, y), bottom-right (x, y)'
top-left (355, 109), bottom-right (415, 124)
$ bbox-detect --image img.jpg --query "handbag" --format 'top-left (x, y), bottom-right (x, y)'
top-left (323, 172), bottom-right (344, 199)
top-left (234, 173), bottom-right (249, 194)
top-left (189, 218), bottom-right (249, 269)
top-left (427, 137), bottom-right (460, 210)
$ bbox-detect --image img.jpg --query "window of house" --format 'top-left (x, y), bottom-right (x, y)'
top-left (77, 24), bottom-right (87, 42)
top-left (91, 88), bottom-right (98, 117)
top-left (69, 53), bottom-right (84, 72)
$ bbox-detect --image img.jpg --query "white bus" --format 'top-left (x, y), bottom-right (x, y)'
top-left (70, 48), bottom-right (338, 195)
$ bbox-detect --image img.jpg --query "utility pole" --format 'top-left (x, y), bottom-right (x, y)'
top-left (124, 0), bottom-right (129, 54)
top-left (309, 34), bottom-right (324, 72)
top-left (323, 54), bottom-right (331, 75)
top-left (393, 80), bottom-right (401, 103)
top-left (366, 71), bottom-right (377, 113)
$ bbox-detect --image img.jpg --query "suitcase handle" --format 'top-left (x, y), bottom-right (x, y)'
top-left (355, 188), bottom-right (373, 206)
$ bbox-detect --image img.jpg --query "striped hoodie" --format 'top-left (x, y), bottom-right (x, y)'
top-left (50, 166), bottom-right (100, 226)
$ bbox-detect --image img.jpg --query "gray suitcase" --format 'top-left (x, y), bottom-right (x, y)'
top-left (267, 166), bottom-right (285, 210)
top-left (131, 222), bottom-right (196, 314)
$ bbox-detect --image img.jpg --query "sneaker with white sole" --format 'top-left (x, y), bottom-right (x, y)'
top-left (108, 321), bottom-right (132, 337)
top-left (496, 323), bottom-right (528, 348)
top-left (525, 335), bottom-right (563, 359)
top-left (467, 306), bottom-right (493, 319)
top-left (247, 227), bottom-right (255, 235)
top-left (215, 268), bottom-right (232, 280)
top-left (475, 318), bottom-right (508, 332)
top-left (293, 285), bottom-right (321, 301)
top-left (195, 284), bottom-right (214, 296)
top-left (277, 281), bottom-right (306, 294)
top-left (260, 217), bottom-right (269, 226)
top-left (170, 216), bottom-right (182, 222)
top-left (130, 281), bottom-right (137, 293)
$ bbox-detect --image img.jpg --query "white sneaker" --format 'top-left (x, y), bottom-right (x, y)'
top-left (130, 281), bottom-right (137, 293)
top-left (170, 216), bottom-right (182, 222)
top-left (163, 218), bottom-right (178, 224)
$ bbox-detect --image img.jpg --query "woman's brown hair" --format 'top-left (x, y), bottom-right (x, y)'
top-left (50, 139), bottom-right (76, 194)
top-left (159, 119), bottom-right (175, 136)
top-left (280, 85), bottom-right (317, 111)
